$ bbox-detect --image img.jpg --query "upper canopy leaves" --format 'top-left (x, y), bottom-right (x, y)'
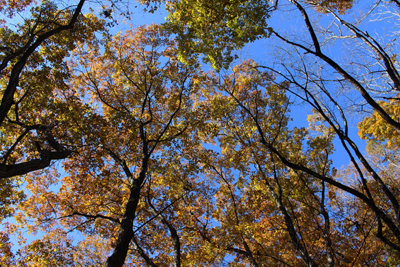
top-left (163, 0), bottom-right (273, 70)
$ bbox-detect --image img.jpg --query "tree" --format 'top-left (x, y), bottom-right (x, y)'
top-left (9, 24), bottom-right (206, 266)
top-left (193, 59), bottom-right (393, 266)
top-left (258, 0), bottom-right (400, 254)
top-left (0, 0), bottom-right (108, 179)
top-left (0, 1), bottom-right (108, 260)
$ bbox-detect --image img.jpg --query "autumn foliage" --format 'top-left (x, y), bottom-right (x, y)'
top-left (1, 0), bottom-right (400, 266)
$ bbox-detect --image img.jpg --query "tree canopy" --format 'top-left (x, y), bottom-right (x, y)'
top-left (1, 0), bottom-right (400, 266)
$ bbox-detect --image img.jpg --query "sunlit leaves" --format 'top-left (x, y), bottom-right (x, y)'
top-left (161, 0), bottom-right (273, 70)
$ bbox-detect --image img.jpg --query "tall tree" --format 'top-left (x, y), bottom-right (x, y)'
top-left (0, 2), bottom-right (107, 260)
top-left (10, 24), bottom-right (206, 266)
top-left (193, 59), bottom-right (393, 266)
top-left (0, 0), bottom-right (108, 179)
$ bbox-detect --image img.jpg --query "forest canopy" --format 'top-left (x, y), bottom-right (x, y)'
top-left (1, 0), bottom-right (400, 266)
